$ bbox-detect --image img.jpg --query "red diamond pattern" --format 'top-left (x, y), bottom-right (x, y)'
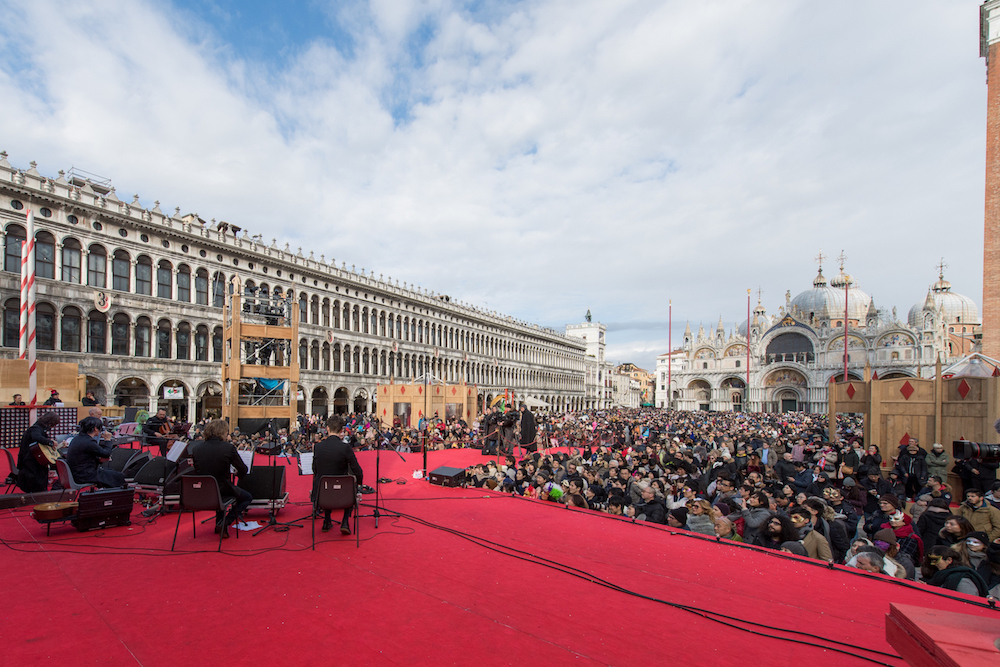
top-left (899, 433), bottom-right (910, 447)
top-left (418, 387), bottom-right (423, 394)
top-left (400, 387), bottom-right (405, 394)
top-left (957, 379), bottom-right (971, 399)
top-left (846, 383), bottom-right (856, 399)
top-left (899, 381), bottom-right (914, 400)
top-left (452, 387), bottom-right (457, 395)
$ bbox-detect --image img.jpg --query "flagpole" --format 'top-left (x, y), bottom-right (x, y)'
top-left (667, 300), bottom-right (671, 410)
top-left (19, 209), bottom-right (37, 421)
top-left (746, 289), bottom-right (751, 411)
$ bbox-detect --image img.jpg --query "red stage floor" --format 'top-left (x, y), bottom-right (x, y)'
top-left (2, 448), bottom-right (998, 666)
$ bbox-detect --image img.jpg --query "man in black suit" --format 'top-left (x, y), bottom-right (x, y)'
top-left (188, 419), bottom-right (251, 538)
top-left (67, 416), bottom-right (125, 488)
top-left (313, 414), bottom-right (364, 534)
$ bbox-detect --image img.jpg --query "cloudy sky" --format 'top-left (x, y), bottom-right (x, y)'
top-left (0, 0), bottom-right (988, 371)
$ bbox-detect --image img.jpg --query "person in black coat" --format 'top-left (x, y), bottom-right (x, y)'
top-left (16, 412), bottom-right (60, 493)
top-left (915, 498), bottom-right (953, 551)
top-left (312, 414), bottom-right (364, 534)
top-left (519, 405), bottom-right (537, 452)
top-left (188, 419), bottom-right (251, 538)
top-left (627, 484), bottom-right (667, 524)
top-left (67, 417), bottom-right (125, 488)
top-left (893, 442), bottom-right (928, 500)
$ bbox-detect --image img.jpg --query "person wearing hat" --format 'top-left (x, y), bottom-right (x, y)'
top-left (954, 531), bottom-right (990, 571)
top-left (926, 443), bottom-right (949, 482)
top-left (872, 528), bottom-right (915, 579)
top-left (43, 389), bottom-right (60, 406)
top-left (893, 440), bottom-right (928, 501)
top-left (865, 494), bottom-right (901, 538)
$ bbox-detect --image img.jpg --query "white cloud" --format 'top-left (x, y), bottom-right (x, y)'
top-left (0, 0), bottom-right (988, 373)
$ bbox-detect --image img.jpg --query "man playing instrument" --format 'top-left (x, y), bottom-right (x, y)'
top-left (141, 408), bottom-right (172, 456)
top-left (312, 414), bottom-right (364, 534)
top-left (67, 416), bottom-right (126, 488)
top-left (16, 412), bottom-right (60, 493)
top-left (188, 419), bottom-right (251, 538)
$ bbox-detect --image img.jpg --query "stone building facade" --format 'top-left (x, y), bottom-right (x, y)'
top-left (670, 261), bottom-right (981, 413)
top-left (0, 155), bottom-right (586, 419)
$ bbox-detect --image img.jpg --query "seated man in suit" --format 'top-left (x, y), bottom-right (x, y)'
top-left (67, 417), bottom-right (126, 488)
top-left (313, 414), bottom-right (364, 534)
top-left (188, 419), bottom-right (252, 538)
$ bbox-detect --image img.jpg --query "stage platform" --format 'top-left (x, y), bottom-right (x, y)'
top-left (2, 448), bottom-right (998, 666)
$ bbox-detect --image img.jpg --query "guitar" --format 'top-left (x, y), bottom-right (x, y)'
top-left (29, 441), bottom-right (60, 466)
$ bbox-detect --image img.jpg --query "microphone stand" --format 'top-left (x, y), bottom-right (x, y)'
top-left (252, 432), bottom-right (304, 536)
top-left (357, 422), bottom-right (403, 528)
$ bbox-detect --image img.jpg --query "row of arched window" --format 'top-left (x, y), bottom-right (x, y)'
top-left (288, 339), bottom-right (581, 390)
top-left (1, 298), bottom-right (223, 360)
top-left (2, 223), bottom-right (581, 373)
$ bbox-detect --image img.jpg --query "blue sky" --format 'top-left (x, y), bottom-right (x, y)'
top-left (0, 0), bottom-right (990, 372)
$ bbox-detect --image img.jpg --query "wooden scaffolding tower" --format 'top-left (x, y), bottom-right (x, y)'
top-left (221, 280), bottom-right (300, 427)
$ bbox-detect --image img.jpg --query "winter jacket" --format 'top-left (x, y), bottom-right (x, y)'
top-left (958, 502), bottom-right (1000, 542)
top-left (915, 507), bottom-right (951, 550)
top-left (925, 450), bottom-right (949, 480)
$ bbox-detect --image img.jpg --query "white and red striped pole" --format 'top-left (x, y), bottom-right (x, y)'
top-left (19, 209), bottom-right (37, 421)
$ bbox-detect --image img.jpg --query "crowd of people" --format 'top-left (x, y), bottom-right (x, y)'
top-left (9, 401), bottom-right (1000, 597)
top-left (460, 408), bottom-right (1000, 598)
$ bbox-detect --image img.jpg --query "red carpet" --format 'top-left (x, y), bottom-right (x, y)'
top-left (1, 448), bottom-right (997, 666)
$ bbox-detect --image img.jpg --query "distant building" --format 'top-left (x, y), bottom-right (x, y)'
top-left (668, 260), bottom-right (980, 413)
top-left (655, 349), bottom-right (686, 408)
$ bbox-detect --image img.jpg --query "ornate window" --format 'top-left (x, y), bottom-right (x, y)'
top-left (61, 238), bottom-right (81, 283)
top-left (88, 244), bottom-right (106, 288)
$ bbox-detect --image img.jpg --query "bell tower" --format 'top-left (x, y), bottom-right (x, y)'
top-left (980, 1), bottom-right (1000, 357)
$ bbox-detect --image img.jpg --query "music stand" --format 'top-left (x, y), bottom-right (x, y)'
top-left (251, 440), bottom-right (304, 536)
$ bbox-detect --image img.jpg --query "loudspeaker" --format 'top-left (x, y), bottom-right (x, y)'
top-left (73, 487), bottom-right (133, 531)
top-left (122, 451), bottom-right (151, 480)
top-left (123, 407), bottom-right (139, 422)
top-left (108, 447), bottom-right (140, 472)
top-left (428, 466), bottom-right (466, 487)
top-left (238, 466), bottom-right (286, 500)
top-left (133, 457), bottom-right (177, 487)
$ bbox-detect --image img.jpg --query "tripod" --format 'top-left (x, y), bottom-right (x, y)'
top-left (252, 441), bottom-right (304, 536)
top-left (357, 423), bottom-right (404, 528)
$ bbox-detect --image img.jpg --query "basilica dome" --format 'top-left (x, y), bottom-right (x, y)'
top-left (790, 268), bottom-right (871, 324)
top-left (907, 273), bottom-right (979, 327)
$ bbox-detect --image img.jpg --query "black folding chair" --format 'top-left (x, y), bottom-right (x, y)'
top-left (172, 475), bottom-right (237, 552)
top-left (313, 475), bottom-right (359, 549)
top-left (3, 448), bottom-right (18, 493)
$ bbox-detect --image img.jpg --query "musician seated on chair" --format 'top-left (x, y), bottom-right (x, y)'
top-left (188, 419), bottom-right (252, 539)
top-left (312, 414), bottom-right (364, 535)
top-left (67, 417), bottom-right (126, 489)
top-left (16, 412), bottom-right (61, 493)
top-left (141, 408), bottom-right (171, 456)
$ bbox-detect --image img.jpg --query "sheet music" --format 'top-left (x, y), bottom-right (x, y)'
top-left (166, 440), bottom-right (188, 462)
top-left (298, 452), bottom-right (314, 476)
top-left (232, 449), bottom-right (254, 475)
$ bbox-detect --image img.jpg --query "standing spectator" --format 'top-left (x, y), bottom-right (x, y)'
top-left (893, 441), bottom-right (928, 500)
top-left (925, 443), bottom-right (949, 482)
top-left (921, 546), bottom-right (988, 597)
